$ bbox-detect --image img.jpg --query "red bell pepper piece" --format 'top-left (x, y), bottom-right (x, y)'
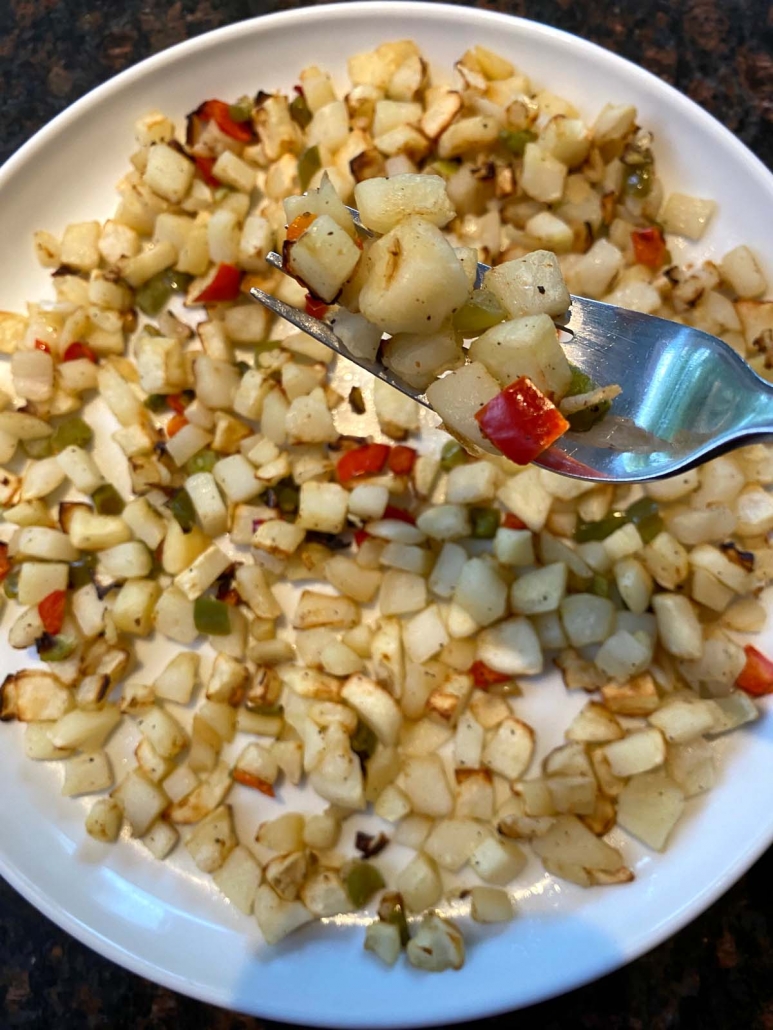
top-left (232, 769), bottom-right (275, 796)
top-left (198, 99), bottom-right (253, 142)
top-left (354, 528), bottom-right (370, 548)
top-left (631, 226), bottom-right (667, 270)
top-left (305, 294), bottom-right (329, 319)
top-left (167, 393), bottom-right (188, 415)
top-left (470, 660), bottom-right (512, 689)
top-left (0, 542), bottom-right (10, 583)
top-left (216, 583), bottom-right (241, 606)
top-left (167, 414), bottom-right (188, 438)
top-left (736, 644), bottom-right (773, 696)
top-left (286, 212), bottom-right (317, 242)
top-left (388, 446), bottom-right (417, 475)
top-left (336, 443), bottom-right (390, 483)
top-left (34, 339), bottom-right (51, 354)
top-left (194, 155), bottom-right (220, 186)
top-left (502, 513), bottom-right (526, 530)
top-left (383, 505), bottom-right (416, 525)
top-left (39, 590), bottom-right (66, 635)
top-left (63, 341), bottom-right (97, 363)
top-left (475, 376), bottom-right (570, 465)
top-left (194, 263), bottom-right (242, 303)
top-left (535, 448), bottom-right (599, 478)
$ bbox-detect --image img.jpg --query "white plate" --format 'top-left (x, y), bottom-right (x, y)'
top-left (1, 3), bottom-right (773, 1026)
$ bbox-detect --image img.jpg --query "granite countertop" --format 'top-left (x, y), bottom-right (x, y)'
top-left (1, 0), bottom-right (773, 1026)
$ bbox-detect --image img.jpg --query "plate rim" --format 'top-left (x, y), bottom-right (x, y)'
top-left (1, 3), bottom-right (773, 1024)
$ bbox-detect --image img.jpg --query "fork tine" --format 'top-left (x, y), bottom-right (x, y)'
top-left (248, 283), bottom-right (432, 410)
top-left (248, 284), bottom-right (349, 356)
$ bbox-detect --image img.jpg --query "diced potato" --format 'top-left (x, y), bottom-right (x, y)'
top-left (520, 143), bottom-right (567, 203)
top-left (603, 728), bottom-right (666, 777)
top-left (560, 594), bottom-right (616, 647)
top-left (379, 569), bottom-right (427, 616)
top-left (720, 245), bottom-right (766, 299)
top-left (22, 720), bottom-right (71, 759)
top-left (484, 250), bottom-right (570, 319)
top-left (256, 812), bottom-right (305, 855)
top-left (161, 521), bottom-right (209, 577)
top-left (62, 751), bottom-right (114, 797)
top-left (309, 722), bottom-right (365, 810)
top-left (297, 481), bottom-right (348, 533)
top-left (424, 818), bottom-right (487, 871)
top-left (574, 239), bottom-right (624, 300)
top-left (470, 314), bottom-right (571, 398)
top-left (235, 565), bottom-right (282, 619)
top-left (476, 618), bottom-right (543, 676)
top-left (355, 174), bottom-right (455, 234)
top-left (602, 522), bottom-right (643, 562)
top-left (254, 884), bottom-right (313, 945)
top-left (641, 531), bottom-right (689, 590)
top-left (364, 921), bottom-right (402, 967)
top-left (60, 221), bottom-right (101, 272)
top-left (666, 738), bottom-right (716, 797)
top-left (288, 215), bottom-right (361, 303)
top-left (406, 914), bottom-right (465, 972)
top-left (112, 578), bottom-right (161, 636)
top-left (649, 698), bottom-right (716, 743)
top-left (85, 797), bottom-right (124, 843)
top-left (374, 783), bottom-right (411, 822)
top-left (426, 362), bottom-right (500, 456)
top-left (135, 705), bottom-right (188, 759)
top-left (427, 541), bottom-right (466, 599)
top-left (18, 462), bottom-right (63, 508)
top-left (399, 754), bottom-right (453, 817)
top-left (455, 772), bottom-right (494, 823)
top-left (482, 717), bottom-right (535, 780)
top-left (98, 541), bottom-right (153, 580)
top-left (382, 327), bottom-right (462, 390)
top-left (453, 558), bottom-right (507, 626)
top-left (593, 103), bottom-right (636, 145)
top-left (153, 586), bottom-right (198, 644)
top-left (348, 484), bottom-right (389, 521)
top-left (497, 467), bottom-right (553, 531)
top-left (112, 770), bottom-right (168, 837)
top-left (470, 886), bottom-right (514, 924)
top-left (69, 509), bottom-right (132, 551)
top-left (652, 593), bottom-right (702, 659)
top-left (437, 110), bottom-right (500, 157)
top-left (511, 563), bottom-right (567, 615)
top-left (12, 349), bottom-right (54, 402)
top-left (16, 526), bottom-right (78, 563)
top-left (284, 389), bottom-right (337, 445)
top-left (470, 836), bottom-right (526, 885)
top-left (532, 814), bottom-right (627, 884)
top-left (494, 527), bottom-right (535, 567)
top-left (402, 604), bottom-right (449, 664)
top-left (342, 673), bottom-right (402, 744)
top-left (301, 869), bottom-right (353, 919)
top-left (121, 497), bottom-right (167, 551)
top-left (396, 852), bottom-right (443, 912)
top-left (17, 561), bottom-right (69, 605)
top-left (594, 630), bottom-right (651, 681)
top-left (293, 590), bottom-right (360, 629)
top-left (616, 770), bottom-right (685, 851)
top-left (659, 193), bottom-right (716, 240)
top-left (141, 819), bottom-right (178, 860)
top-left (359, 217), bottom-right (470, 334)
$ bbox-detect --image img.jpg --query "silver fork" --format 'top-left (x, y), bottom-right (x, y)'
top-left (250, 210), bottom-right (773, 483)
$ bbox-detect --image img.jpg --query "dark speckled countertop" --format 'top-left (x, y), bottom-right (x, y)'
top-left (1, 1), bottom-right (773, 1027)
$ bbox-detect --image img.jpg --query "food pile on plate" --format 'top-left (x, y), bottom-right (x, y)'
top-left (0, 38), bottom-right (772, 971)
